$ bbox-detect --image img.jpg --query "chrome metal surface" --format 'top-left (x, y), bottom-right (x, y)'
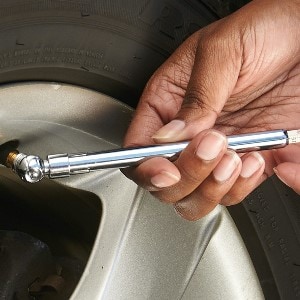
top-left (0, 82), bottom-right (264, 299)
top-left (9, 129), bottom-right (299, 183)
top-left (227, 129), bottom-right (288, 151)
top-left (12, 153), bottom-right (46, 183)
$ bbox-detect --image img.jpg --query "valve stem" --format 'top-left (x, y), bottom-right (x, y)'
top-left (5, 150), bottom-right (19, 168)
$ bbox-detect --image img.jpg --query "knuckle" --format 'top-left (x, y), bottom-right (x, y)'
top-left (174, 199), bottom-right (202, 221)
top-left (176, 210), bottom-right (201, 221)
top-left (175, 150), bottom-right (219, 186)
top-left (183, 86), bottom-right (207, 109)
top-left (182, 87), bottom-right (220, 118)
top-left (220, 193), bottom-right (243, 206)
top-left (179, 162), bottom-right (205, 185)
top-left (151, 187), bottom-right (182, 203)
top-left (174, 193), bottom-right (218, 221)
top-left (198, 189), bottom-right (221, 205)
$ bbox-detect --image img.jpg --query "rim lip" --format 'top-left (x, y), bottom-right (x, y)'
top-left (0, 82), bottom-right (264, 299)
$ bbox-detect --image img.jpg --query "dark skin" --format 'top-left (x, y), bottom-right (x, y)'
top-left (123, 0), bottom-right (300, 220)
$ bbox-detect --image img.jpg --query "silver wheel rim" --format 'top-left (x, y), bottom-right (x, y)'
top-left (0, 82), bottom-right (264, 299)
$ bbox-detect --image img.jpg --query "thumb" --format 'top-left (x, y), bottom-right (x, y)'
top-left (152, 24), bottom-right (242, 143)
top-left (274, 163), bottom-right (300, 194)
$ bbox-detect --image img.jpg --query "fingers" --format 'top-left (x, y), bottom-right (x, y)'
top-left (273, 144), bottom-right (300, 164)
top-left (122, 157), bottom-right (180, 192)
top-left (123, 129), bottom-right (226, 193)
top-left (152, 130), bottom-right (227, 202)
top-left (220, 152), bottom-right (266, 205)
top-left (274, 163), bottom-right (300, 194)
top-left (174, 152), bottom-right (265, 220)
top-left (124, 128), bottom-right (266, 221)
top-left (174, 150), bottom-right (242, 220)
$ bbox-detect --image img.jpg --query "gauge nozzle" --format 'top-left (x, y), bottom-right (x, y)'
top-left (8, 153), bottom-right (48, 183)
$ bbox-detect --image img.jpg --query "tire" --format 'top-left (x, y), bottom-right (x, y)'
top-left (0, 0), bottom-right (219, 107)
top-left (0, 0), bottom-right (250, 107)
top-left (0, 1), bottom-right (299, 300)
top-left (229, 177), bottom-right (300, 300)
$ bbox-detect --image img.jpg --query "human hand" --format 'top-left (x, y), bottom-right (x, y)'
top-left (124, 0), bottom-right (300, 220)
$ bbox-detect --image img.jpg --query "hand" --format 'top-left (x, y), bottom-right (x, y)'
top-left (124, 0), bottom-right (300, 220)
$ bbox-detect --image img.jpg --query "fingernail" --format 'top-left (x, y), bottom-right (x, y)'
top-left (196, 131), bottom-right (226, 161)
top-left (240, 152), bottom-right (265, 178)
top-left (213, 151), bottom-right (240, 182)
top-left (152, 120), bottom-right (185, 141)
top-left (150, 171), bottom-right (180, 188)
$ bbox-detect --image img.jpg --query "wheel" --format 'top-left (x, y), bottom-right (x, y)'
top-left (0, 1), bottom-right (298, 299)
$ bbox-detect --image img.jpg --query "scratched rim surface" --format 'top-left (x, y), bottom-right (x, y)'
top-left (0, 82), bottom-right (263, 299)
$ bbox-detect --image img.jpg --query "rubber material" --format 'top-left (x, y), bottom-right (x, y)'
top-left (0, 0), bottom-right (217, 107)
top-left (229, 176), bottom-right (300, 300)
top-left (0, 1), bottom-right (298, 299)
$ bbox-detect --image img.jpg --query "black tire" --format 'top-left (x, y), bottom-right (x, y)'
top-left (0, 0), bottom-right (220, 107)
top-left (0, 1), bottom-right (298, 300)
top-left (229, 177), bottom-right (300, 300)
top-left (0, 0), bottom-right (250, 107)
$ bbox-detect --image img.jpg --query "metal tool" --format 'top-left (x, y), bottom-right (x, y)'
top-left (2, 129), bottom-right (300, 183)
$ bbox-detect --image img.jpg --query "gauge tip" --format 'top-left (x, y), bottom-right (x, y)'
top-left (0, 143), bottom-right (45, 183)
top-left (11, 153), bottom-right (46, 183)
